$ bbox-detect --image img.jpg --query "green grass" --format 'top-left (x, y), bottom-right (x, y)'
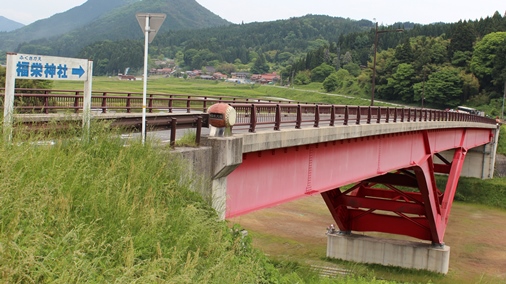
top-left (53, 76), bottom-right (395, 107)
top-left (496, 124), bottom-right (506, 155)
top-left (438, 175), bottom-right (506, 209)
top-left (0, 124), bottom-right (289, 283)
top-left (175, 130), bottom-right (198, 147)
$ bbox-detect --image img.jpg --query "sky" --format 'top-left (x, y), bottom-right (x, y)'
top-left (1, 0), bottom-right (505, 26)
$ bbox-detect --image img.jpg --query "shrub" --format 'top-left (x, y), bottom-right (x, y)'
top-left (323, 72), bottom-right (340, 92)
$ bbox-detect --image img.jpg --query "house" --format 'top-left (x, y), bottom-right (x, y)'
top-left (203, 66), bottom-right (216, 74)
top-left (200, 75), bottom-right (215, 80)
top-left (185, 70), bottom-right (202, 78)
top-left (231, 72), bottom-right (249, 79)
top-left (251, 72), bottom-right (280, 84)
top-left (150, 68), bottom-right (173, 75)
top-left (213, 72), bottom-right (228, 80)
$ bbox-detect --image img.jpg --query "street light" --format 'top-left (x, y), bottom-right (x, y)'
top-left (370, 22), bottom-right (404, 106)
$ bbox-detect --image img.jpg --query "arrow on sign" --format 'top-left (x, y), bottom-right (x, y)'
top-left (72, 66), bottom-right (85, 78)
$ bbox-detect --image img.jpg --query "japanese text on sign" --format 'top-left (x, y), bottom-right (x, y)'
top-left (10, 53), bottom-right (89, 81)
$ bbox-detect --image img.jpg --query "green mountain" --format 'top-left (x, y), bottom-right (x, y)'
top-left (74, 14), bottom-right (375, 76)
top-left (0, 16), bottom-right (24, 32)
top-left (1, 0), bottom-right (229, 54)
top-left (0, 0), bottom-right (137, 51)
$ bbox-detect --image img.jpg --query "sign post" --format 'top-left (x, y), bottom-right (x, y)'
top-left (3, 53), bottom-right (93, 142)
top-left (136, 13), bottom-right (166, 145)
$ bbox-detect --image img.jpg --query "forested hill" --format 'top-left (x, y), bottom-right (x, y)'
top-left (0, 0), bottom-right (137, 51)
top-left (153, 15), bottom-right (374, 63)
top-left (73, 15), bottom-right (376, 76)
top-left (0, 16), bottom-right (24, 32)
top-left (1, 0), bottom-right (229, 54)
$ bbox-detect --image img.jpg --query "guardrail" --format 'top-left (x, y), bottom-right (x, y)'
top-left (0, 89), bottom-right (497, 134)
top-left (0, 88), bottom-right (303, 114)
top-left (229, 103), bottom-right (497, 132)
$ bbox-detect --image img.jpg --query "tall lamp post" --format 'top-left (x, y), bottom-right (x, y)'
top-left (370, 22), bottom-right (404, 106)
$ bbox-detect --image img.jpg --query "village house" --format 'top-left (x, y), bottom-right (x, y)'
top-left (231, 72), bottom-right (249, 79)
top-left (213, 72), bottom-right (228, 80)
top-left (150, 68), bottom-right (173, 76)
top-left (203, 66), bottom-right (216, 75)
top-left (250, 72), bottom-right (280, 84)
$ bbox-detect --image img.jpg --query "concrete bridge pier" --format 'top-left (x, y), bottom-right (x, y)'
top-left (326, 233), bottom-right (450, 274)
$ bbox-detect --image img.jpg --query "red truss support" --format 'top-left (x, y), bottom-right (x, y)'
top-left (322, 130), bottom-right (468, 245)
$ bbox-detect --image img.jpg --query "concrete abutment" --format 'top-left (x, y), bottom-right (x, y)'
top-left (174, 136), bottom-right (243, 219)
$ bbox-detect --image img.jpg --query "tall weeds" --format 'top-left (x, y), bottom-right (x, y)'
top-left (0, 123), bottom-right (283, 283)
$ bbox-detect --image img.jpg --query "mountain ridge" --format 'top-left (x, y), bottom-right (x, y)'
top-left (0, 0), bottom-right (229, 53)
top-left (0, 16), bottom-right (24, 32)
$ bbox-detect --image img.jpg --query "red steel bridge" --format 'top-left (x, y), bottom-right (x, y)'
top-left (1, 88), bottom-right (499, 247)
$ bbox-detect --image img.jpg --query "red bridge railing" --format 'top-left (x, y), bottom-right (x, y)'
top-left (0, 89), bottom-right (497, 132)
top-left (230, 103), bottom-right (496, 132)
top-left (0, 88), bottom-right (303, 114)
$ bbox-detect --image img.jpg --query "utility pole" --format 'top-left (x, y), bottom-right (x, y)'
top-left (502, 81), bottom-right (506, 120)
top-left (370, 22), bottom-right (404, 106)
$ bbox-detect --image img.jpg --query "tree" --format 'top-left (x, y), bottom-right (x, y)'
top-left (470, 32), bottom-right (506, 94)
top-left (323, 73), bottom-right (339, 92)
top-left (386, 63), bottom-right (416, 102)
top-left (341, 51), bottom-right (353, 65)
top-left (217, 63), bottom-right (236, 75)
top-left (448, 21), bottom-right (476, 59)
top-left (294, 71), bottom-right (311, 85)
top-left (311, 63), bottom-right (335, 82)
top-left (492, 37), bottom-right (506, 88)
top-left (343, 62), bottom-right (361, 77)
top-left (175, 51), bottom-right (184, 66)
top-left (250, 53), bottom-right (269, 74)
top-left (183, 49), bottom-right (199, 68)
top-left (451, 51), bottom-right (472, 68)
top-left (394, 38), bottom-right (414, 64)
top-left (460, 71), bottom-right (480, 103)
top-left (415, 67), bottom-right (463, 108)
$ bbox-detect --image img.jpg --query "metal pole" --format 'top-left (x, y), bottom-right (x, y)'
top-left (82, 60), bottom-right (93, 140)
top-left (142, 15), bottom-right (150, 145)
top-left (371, 22), bottom-right (378, 106)
top-left (3, 53), bottom-right (16, 143)
top-left (502, 81), bottom-right (506, 120)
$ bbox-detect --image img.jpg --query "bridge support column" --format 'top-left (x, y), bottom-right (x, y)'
top-left (326, 233), bottom-right (450, 274)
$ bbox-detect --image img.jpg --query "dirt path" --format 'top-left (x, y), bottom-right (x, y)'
top-left (230, 195), bottom-right (506, 283)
